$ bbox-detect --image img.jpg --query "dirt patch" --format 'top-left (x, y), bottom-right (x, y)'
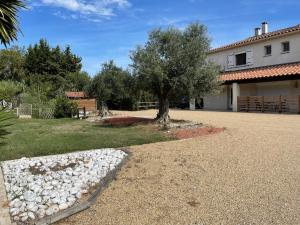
top-left (170, 127), bottom-right (225, 139)
top-left (100, 117), bottom-right (154, 127)
top-left (29, 162), bottom-right (78, 175)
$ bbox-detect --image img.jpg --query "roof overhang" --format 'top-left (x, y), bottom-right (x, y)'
top-left (220, 62), bottom-right (300, 83)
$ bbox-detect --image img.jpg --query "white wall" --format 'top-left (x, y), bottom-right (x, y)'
top-left (208, 32), bottom-right (300, 71)
top-left (203, 86), bottom-right (229, 110)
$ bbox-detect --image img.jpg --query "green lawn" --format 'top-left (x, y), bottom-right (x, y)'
top-left (0, 118), bottom-right (172, 161)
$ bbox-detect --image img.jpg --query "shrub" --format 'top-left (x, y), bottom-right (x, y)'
top-left (54, 96), bottom-right (77, 118)
top-left (0, 80), bottom-right (23, 102)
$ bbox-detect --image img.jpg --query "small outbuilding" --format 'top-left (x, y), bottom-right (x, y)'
top-left (65, 92), bottom-right (97, 112)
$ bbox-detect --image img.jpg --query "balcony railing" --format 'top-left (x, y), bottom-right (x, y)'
top-left (237, 96), bottom-right (300, 113)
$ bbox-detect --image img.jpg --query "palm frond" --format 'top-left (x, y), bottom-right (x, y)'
top-left (0, 0), bottom-right (26, 46)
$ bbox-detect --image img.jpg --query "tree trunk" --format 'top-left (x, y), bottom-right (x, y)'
top-left (99, 101), bottom-right (112, 118)
top-left (156, 98), bottom-right (170, 125)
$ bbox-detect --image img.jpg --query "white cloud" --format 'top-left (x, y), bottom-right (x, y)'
top-left (34, 0), bottom-right (131, 19)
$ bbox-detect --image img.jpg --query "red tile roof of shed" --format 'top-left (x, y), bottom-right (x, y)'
top-left (220, 62), bottom-right (300, 82)
top-left (65, 91), bottom-right (86, 98)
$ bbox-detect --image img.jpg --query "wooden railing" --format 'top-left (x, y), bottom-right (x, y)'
top-left (238, 96), bottom-right (300, 113)
top-left (137, 102), bottom-right (159, 110)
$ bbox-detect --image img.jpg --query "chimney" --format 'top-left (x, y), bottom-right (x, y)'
top-left (255, 27), bottom-right (262, 36)
top-left (262, 22), bottom-right (269, 34)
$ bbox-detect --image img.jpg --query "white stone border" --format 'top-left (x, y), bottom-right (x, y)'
top-left (34, 149), bottom-right (130, 225)
top-left (1, 148), bottom-right (130, 225)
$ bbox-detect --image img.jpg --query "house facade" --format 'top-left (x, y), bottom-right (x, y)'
top-left (204, 22), bottom-right (300, 113)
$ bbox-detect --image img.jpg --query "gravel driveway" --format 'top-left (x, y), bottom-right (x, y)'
top-left (57, 110), bottom-right (300, 225)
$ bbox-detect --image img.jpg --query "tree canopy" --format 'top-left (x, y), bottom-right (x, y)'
top-left (87, 61), bottom-right (136, 110)
top-left (0, 46), bottom-right (25, 81)
top-left (24, 39), bottom-right (84, 98)
top-left (131, 23), bottom-right (220, 123)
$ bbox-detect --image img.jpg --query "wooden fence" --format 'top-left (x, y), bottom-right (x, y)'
top-left (72, 99), bottom-right (97, 111)
top-left (238, 96), bottom-right (300, 113)
top-left (137, 102), bottom-right (159, 110)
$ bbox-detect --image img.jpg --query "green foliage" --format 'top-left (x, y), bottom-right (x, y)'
top-left (0, 108), bottom-right (14, 145)
top-left (24, 39), bottom-right (84, 98)
top-left (66, 71), bottom-right (91, 91)
top-left (0, 0), bottom-right (25, 46)
top-left (0, 80), bottom-right (23, 101)
top-left (0, 46), bottom-right (25, 81)
top-left (131, 23), bottom-right (220, 119)
top-left (54, 96), bottom-right (77, 118)
top-left (87, 60), bottom-right (136, 110)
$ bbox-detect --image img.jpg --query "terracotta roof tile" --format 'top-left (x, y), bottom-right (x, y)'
top-left (65, 92), bottom-right (86, 98)
top-left (220, 62), bottom-right (300, 82)
top-left (209, 24), bottom-right (300, 53)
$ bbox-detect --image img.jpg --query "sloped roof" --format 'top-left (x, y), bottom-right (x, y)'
top-left (65, 92), bottom-right (86, 98)
top-left (209, 24), bottom-right (300, 54)
top-left (220, 62), bottom-right (300, 82)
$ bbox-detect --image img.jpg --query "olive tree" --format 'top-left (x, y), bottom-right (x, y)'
top-left (131, 23), bottom-right (220, 124)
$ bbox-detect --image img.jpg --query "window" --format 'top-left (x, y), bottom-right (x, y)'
top-left (264, 45), bottom-right (272, 56)
top-left (282, 41), bottom-right (290, 53)
top-left (235, 53), bottom-right (247, 66)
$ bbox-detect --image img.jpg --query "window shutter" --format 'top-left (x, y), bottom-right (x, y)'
top-left (246, 50), bottom-right (253, 65)
top-left (227, 54), bottom-right (234, 68)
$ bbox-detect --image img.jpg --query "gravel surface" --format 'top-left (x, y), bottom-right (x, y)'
top-left (2, 149), bottom-right (127, 224)
top-left (57, 110), bottom-right (300, 225)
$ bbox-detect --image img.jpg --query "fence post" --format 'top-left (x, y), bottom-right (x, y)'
top-left (83, 107), bottom-right (86, 118)
top-left (262, 96), bottom-right (264, 113)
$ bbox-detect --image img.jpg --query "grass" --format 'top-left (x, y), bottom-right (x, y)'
top-left (0, 118), bottom-right (173, 161)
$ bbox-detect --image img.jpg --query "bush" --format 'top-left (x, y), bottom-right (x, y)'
top-left (0, 80), bottom-right (23, 102)
top-left (54, 96), bottom-right (77, 118)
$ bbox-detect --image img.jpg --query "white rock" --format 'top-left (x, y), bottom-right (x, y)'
top-left (66, 168), bottom-right (73, 176)
top-left (45, 207), bottom-right (54, 216)
top-left (28, 211), bottom-right (35, 220)
top-left (24, 191), bottom-right (36, 202)
top-left (10, 208), bottom-right (20, 216)
top-left (27, 202), bottom-right (38, 212)
top-left (3, 149), bottom-right (127, 222)
top-left (59, 203), bottom-right (68, 210)
top-left (37, 208), bottom-right (45, 218)
top-left (20, 213), bottom-right (28, 222)
top-left (76, 192), bottom-right (82, 199)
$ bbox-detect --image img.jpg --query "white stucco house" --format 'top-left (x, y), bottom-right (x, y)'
top-left (205, 22), bottom-right (300, 113)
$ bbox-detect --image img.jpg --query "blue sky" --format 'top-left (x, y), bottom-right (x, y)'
top-left (10, 0), bottom-right (300, 75)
